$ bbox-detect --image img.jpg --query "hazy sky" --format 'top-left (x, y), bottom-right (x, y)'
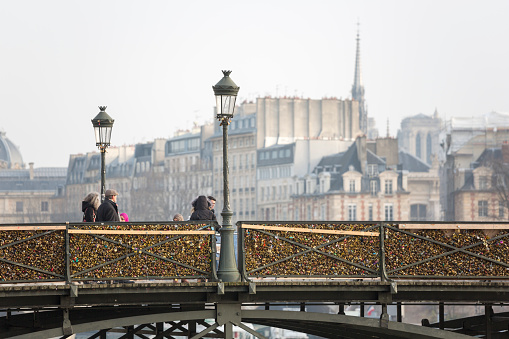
top-left (0, 0), bottom-right (508, 167)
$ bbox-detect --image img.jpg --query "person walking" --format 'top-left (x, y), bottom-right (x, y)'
top-left (173, 214), bottom-right (184, 221)
top-left (82, 192), bottom-right (100, 222)
top-left (207, 196), bottom-right (217, 216)
top-left (190, 196), bottom-right (216, 221)
top-left (96, 189), bottom-right (120, 222)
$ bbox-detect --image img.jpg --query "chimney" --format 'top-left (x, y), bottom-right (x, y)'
top-left (29, 162), bottom-right (34, 180)
top-left (356, 136), bottom-right (367, 174)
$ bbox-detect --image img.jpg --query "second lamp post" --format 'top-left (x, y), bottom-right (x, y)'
top-left (213, 70), bottom-right (241, 282)
top-left (91, 106), bottom-right (115, 203)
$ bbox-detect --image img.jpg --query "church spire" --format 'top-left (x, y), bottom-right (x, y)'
top-left (351, 22), bottom-right (367, 134)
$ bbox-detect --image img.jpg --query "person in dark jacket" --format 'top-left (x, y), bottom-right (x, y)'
top-left (190, 196), bottom-right (216, 221)
top-left (96, 189), bottom-right (120, 222)
top-left (82, 192), bottom-right (100, 222)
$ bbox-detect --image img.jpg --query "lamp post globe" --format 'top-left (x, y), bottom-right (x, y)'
top-left (213, 70), bottom-right (241, 282)
top-left (91, 106), bottom-right (114, 202)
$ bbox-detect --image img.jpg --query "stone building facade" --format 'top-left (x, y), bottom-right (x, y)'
top-left (0, 132), bottom-right (66, 223)
top-left (207, 106), bottom-right (258, 224)
top-left (452, 144), bottom-right (509, 221)
top-left (166, 125), bottom-right (214, 220)
top-left (256, 140), bottom-right (352, 221)
top-left (289, 136), bottom-right (440, 222)
top-left (440, 111), bottom-right (509, 220)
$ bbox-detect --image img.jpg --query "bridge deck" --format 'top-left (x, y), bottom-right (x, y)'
top-left (1, 280), bottom-right (509, 309)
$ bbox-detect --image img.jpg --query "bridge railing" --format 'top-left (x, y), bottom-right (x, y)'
top-left (0, 221), bottom-right (218, 283)
top-left (238, 222), bottom-right (381, 279)
top-left (237, 221), bottom-right (509, 280)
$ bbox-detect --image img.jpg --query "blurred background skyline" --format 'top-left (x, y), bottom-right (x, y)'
top-left (0, 0), bottom-right (508, 167)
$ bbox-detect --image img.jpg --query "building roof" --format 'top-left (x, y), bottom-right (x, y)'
top-left (398, 150), bottom-right (431, 172)
top-left (0, 131), bottom-right (24, 168)
top-left (310, 137), bottom-right (433, 194)
top-left (0, 167), bottom-right (66, 192)
top-left (257, 144), bottom-right (295, 167)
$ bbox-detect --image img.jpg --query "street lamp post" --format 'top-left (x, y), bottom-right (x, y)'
top-left (213, 70), bottom-right (241, 282)
top-left (91, 106), bottom-right (115, 203)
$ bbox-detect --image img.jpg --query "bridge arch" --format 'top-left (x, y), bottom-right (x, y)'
top-left (7, 307), bottom-right (472, 339)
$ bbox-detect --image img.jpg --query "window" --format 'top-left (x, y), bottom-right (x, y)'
top-left (478, 200), bottom-right (488, 217)
top-left (188, 138), bottom-right (200, 151)
top-left (307, 206), bottom-right (312, 220)
top-left (370, 180), bottom-right (377, 195)
top-left (16, 201), bottom-right (23, 213)
top-left (499, 201), bottom-right (505, 218)
top-left (348, 204), bottom-right (357, 221)
top-left (416, 134), bottom-right (421, 159)
top-left (367, 164), bottom-right (378, 177)
top-left (232, 155), bottom-right (237, 169)
top-left (41, 201), bottom-right (49, 212)
top-left (426, 133), bottom-right (432, 164)
top-left (349, 180), bottom-right (356, 192)
top-left (368, 205), bottom-right (373, 221)
top-left (385, 204), bottom-right (393, 221)
top-left (479, 176), bottom-right (489, 190)
top-left (384, 180), bottom-right (393, 194)
top-left (410, 204), bottom-right (427, 221)
top-left (321, 204), bottom-right (326, 220)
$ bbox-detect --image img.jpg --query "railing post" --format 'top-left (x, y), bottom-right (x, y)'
top-left (439, 302), bottom-right (444, 329)
top-left (379, 222), bottom-right (389, 281)
top-left (237, 222), bottom-right (249, 282)
top-left (211, 221), bottom-right (219, 281)
top-left (65, 222), bottom-right (71, 284)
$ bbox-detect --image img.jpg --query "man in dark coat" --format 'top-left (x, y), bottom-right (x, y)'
top-left (96, 189), bottom-right (120, 222)
top-left (190, 195), bottom-right (216, 221)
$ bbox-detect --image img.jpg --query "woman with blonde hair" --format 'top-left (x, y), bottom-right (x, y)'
top-left (82, 192), bottom-right (100, 222)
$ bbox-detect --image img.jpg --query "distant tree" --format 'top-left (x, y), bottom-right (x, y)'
top-left (491, 158), bottom-right (509, 221)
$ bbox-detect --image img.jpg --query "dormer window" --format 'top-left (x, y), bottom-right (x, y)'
top-left (385, 180), bottom-right (393, 194)
top-left (367, 164), bottom-right (378, 177)
top-left (349, 180), bottom-right (356, 192)
top-left (479, 176), bottom-right (489, 190)
top-left (370, 180), bottom-right (377, 195)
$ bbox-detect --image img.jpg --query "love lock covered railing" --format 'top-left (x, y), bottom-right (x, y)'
top-left (238, 221), bottom-right (509, 280)
top-left (238, 222), bottom-right (381, 279)
top-left (0, 221), bottom-right (218, 283)
top-left (384, 222), bottom-right (509, 278)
